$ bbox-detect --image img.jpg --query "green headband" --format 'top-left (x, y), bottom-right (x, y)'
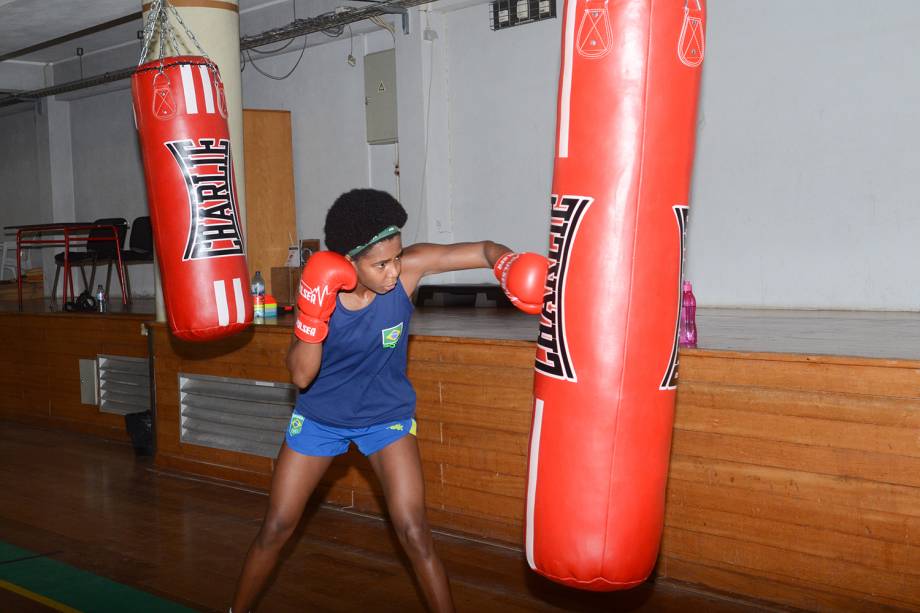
top-left (346, 225), bottom-right (401, 258)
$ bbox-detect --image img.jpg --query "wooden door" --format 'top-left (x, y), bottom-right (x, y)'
top-left (243, 109), bottom-right (296, 295)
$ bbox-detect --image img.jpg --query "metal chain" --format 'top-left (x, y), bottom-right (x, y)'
top-left (138, 0), bottom-right (210, 65)
top-left (137, 0), bottom-right (164, 64)
top-left (158, 9), bottom-right (169, 59)
top-left (164, 9), bottom-right (183, 57)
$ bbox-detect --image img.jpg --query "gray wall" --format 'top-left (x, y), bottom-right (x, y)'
top-left (0, 89), bottom-right (154, 294)
top-left (2, 0), bottom-right (918, 309)
top-left (239, 0), bottom-right (920, 309)
top-left (0, 109), bottom-right (42, 229)
top-left (0, 106), bottom-right (49, 279)
top-left (68, 87), bottom-right (155, 295)
top-left (440, 3), bottom-right (559, 283)
top-left (69, 88), bottom-right (148, 223)
top-left (685, 1), bottom-right (920, 309)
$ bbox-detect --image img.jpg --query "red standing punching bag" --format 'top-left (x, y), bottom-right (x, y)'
top-left (526, 0), bottom-right (705, 590)
top-left (132, 56), bottom-right (252, 342)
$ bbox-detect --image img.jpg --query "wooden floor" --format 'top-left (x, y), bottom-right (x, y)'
top-left (0, 421), bottom-right (781, 613)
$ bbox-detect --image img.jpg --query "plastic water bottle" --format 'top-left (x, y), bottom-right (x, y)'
top-left (251, 271), bottom-right (266, 318)
top-left (678, 281), bottom-right (697, 348)
top-left (95, 284), bottom-right (107, 313)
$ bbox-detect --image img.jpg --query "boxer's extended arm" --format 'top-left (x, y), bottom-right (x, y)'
top-left (400, 240), bottom-right (511, 294)
top-left (492, 251), bottom-right (550, 315)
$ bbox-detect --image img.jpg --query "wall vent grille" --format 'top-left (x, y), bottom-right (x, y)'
top-left (178, 373), bottom-right (296, 458)
top-left (98, 354), bottom-right (151, 415)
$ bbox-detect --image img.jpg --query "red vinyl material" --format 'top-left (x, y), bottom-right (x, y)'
top-left (527, 0), bottom-right (706, 590)
top-left (131, 56), bottom-right (252, 342)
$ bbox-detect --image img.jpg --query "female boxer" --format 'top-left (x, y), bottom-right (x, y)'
top-left (231, 188), bottom-right (546, 612)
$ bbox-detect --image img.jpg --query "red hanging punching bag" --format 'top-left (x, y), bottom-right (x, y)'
top-left (526, 0), bottom-right (706, 590)
top-left (132, 56), bottom-right (252, 342)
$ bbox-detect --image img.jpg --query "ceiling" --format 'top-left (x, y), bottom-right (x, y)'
top-left (0, 0), bottom-right (448, 96)
top-left (0, 0), bottom-right (279, 65)
top-left (0, 0), bottom-right (143, 63)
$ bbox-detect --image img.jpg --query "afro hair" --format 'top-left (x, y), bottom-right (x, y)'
top-left (324, 188), bottom-right (408, 256)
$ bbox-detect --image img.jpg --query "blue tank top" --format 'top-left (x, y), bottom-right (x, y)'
top-left (295, 280), bottom-right (415, 427)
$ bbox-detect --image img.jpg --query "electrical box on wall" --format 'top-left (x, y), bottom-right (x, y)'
top-left (364, 49), bottom-right (398, 145)
top-left (491, 0), bottom-right (556, 30)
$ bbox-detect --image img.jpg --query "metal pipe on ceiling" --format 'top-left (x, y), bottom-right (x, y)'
top-left (0, 12), bottom-right (143, 63)
top-left (0, 0), bottom-right (435, 109)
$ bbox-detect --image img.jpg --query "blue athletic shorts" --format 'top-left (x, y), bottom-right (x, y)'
top-left (285, 411), bottom-right (417, 457)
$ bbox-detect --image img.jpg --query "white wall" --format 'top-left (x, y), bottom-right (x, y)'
top-left (440, 3), bottom-right (559, 282)
top-left (685, 1), bottom-right (920, 310)
top-left (241, 2), bottom-right (559, 284)
top-left (240, 12), bottom-right (430, 255)
top-left (241, 34), bottom-right (385, 244)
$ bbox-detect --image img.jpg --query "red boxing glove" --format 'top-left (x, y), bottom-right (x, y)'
top-left (493, 252), bottom-right (549, 315)
top-left (295, 251), bottom-right (357, 343)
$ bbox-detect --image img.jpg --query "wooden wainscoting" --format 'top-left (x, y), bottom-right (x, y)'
top-left (661, 349), bottom-right (920, 611)
top-left (151, 324), bottom-right (287, 488)
top-left (149, 321), bottom-right (920, 610)
top-left (313, 336), bottom-right (536, 543)
top-left (0, 312), bottom-right (150, 440)
top-left (150, 323), bottom-right (534, 543)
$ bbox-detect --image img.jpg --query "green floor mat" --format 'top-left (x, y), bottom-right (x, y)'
top-left (0, 541), bottom-right (196, 613)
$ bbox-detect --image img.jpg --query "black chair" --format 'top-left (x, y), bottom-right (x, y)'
top-left (120, 216), bottom-right (154, 301)
top-left (122, 216), bottom-right (153, 258)
top-left (414, 283), bottom-right (513, 308)
top-left (52, 217), bottom-right (128, 304)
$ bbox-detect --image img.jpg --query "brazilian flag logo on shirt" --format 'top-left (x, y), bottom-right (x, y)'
top-left (381, 322), bottom-right (404, 349)
top-left (289, 412), bottom-right (304, 436)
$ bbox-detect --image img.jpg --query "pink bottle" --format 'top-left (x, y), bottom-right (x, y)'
top-left (678, 281), bottom-right (697, 348)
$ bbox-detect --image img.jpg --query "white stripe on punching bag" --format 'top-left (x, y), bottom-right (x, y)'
top-left (198, 65), bottom-right (215, 114)
top-left (213, 280), bottom-right (230, 326)
top-left (180, 64), bottom-right (198, 115)
top-left (525, 397), bottom-right (545, 570)
top-left (233, 277), bottom-right (246, 324)
top-left (557, 0), bottom-right (578, 159)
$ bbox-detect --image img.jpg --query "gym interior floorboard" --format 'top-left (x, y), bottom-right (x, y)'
top-left (0, 421), bottom-right (779, 612)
